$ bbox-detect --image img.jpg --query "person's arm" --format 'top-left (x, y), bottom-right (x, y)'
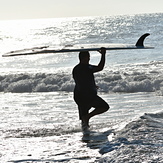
top-left (92, 47), bottom-right (106, 73)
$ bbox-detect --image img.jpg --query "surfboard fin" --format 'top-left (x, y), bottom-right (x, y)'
top-left (135, 33), bottom-right (150, 47)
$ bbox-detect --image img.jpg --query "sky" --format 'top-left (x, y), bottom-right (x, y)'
top-left (0, 0), bottom-right (163, 20)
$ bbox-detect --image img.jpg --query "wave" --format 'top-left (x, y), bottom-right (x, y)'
top-left (99, 111), bottom-right (163, 162)
top-left (0, 73), bottom-right (74, 93)
top-left (0, 64), bottom-right (163, 94)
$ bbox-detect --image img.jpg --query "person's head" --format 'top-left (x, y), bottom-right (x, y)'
top-left (79, 51), bottom-right (90, 63)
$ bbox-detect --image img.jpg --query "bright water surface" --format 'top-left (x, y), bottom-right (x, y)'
top-left (0, 13), bottom-right (163, 163)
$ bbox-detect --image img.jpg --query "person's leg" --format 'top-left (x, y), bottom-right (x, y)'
top-left (78, 106), bottom-right (90, 130)
top-left (82, 96), bottom-right (109, 127)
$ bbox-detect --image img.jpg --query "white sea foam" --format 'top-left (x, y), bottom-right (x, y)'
top-left (0, 61), bottom-right (163, 95)
top-left (99, 111), bottom-right (163, 162)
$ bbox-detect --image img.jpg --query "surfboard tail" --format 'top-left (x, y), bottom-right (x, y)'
top-left (135, 33), bottom-right (150, 47)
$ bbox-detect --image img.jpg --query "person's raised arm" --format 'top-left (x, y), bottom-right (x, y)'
top-left (92, 47), bottom-right (106, 73)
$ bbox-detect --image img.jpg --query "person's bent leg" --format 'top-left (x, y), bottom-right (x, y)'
top-left (87, 103), bottom-right (109, 121)
top-left (86, 96), bottom-right (110, 125)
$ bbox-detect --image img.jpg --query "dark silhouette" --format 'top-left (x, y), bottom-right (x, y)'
top-left (72, 47), bottom-right (109, 131)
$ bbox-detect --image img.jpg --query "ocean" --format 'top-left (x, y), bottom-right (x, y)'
top-left (0, 13), bottom-right (163, 163)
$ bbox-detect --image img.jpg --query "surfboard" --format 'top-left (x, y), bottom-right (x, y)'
top-left (2, 33), bottom-right (153, 57)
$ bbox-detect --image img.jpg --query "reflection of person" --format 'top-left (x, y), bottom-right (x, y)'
top-left (72, 48), bottom-right (110, 131)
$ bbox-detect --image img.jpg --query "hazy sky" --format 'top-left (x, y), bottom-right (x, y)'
top-left (0, 0), bottom-right (163, 20)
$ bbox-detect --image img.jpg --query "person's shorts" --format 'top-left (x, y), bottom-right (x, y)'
top-left (74, 95), bottom-right (109, 120)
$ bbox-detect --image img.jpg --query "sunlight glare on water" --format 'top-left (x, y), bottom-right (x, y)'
top-left (0, 13), bottom-right (163, 162)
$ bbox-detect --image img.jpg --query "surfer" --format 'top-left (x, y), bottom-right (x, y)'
top-left (72, 47), bottom-right (109, 131)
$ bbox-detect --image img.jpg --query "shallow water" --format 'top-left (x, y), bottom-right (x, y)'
top-left (0, 92), bottom-right (163, 162)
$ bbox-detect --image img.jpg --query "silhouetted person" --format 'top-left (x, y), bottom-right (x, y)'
top-left (72, 47), bottom-right (109, 132)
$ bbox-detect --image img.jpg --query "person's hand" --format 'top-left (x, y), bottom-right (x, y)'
top-left (98, 47), bottom-right (106, 55)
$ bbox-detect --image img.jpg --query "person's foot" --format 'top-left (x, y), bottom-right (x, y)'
top-left (81, 114), bottom-right (89, 127)
top-left (81, 121), bottom-right (90, 132)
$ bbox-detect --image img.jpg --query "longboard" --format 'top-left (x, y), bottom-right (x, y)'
top-left (2, 33), bottom-right (153, 57)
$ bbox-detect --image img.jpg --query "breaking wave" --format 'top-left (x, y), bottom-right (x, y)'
top-left (1, 61), bottom-right (163, 94)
